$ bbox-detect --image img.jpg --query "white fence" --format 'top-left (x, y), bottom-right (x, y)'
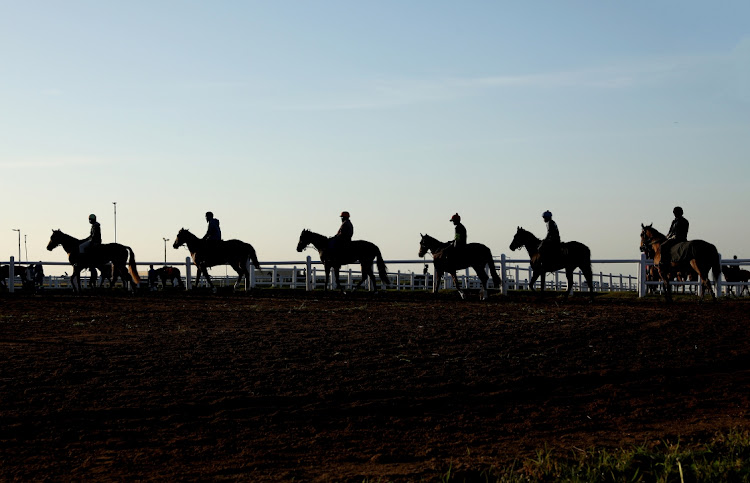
top-left (3, 254), bottom-right (748, 297)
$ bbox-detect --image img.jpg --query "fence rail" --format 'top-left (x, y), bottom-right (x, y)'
top-left (3, 254), bottom-right (748, 297)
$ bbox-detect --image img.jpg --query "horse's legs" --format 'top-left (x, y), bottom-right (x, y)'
top-left (192, 263), bottom-right (203, 288)
top-left (448, 271), bottom-right (464, 299)
top-left (352, 264), bottom-right (368, 291)
top-left (230, 263), bottom-right (245, 291)
top-left (433, 269), bottom-right (444, 295)
top-left (692, 260), bottom-right (716, 302)
top-left (71, 266), bottom-right (82, 293)
top-left (333, 266), bottom-right (345, 291)
top-left (564, 267), bottom-right (575, 299)
top-left (528, 270), bottom-right (540, 294)
top-left (366, 264), bottom-right (379, 291)
top-left (473, 265), bottom-right (489, 300)
top-left (658, 268), bottom-right (673, 302)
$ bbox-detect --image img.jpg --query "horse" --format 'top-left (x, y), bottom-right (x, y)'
top-left (639, 223), bottom-right (721, 302)
top-left (172, 228), bottom-right (260, 291)
top-left (645, 264), bottom-right (660, 294)
top-left (722, 264), bottom-right (750, 296)
top-left (0, 264), bottom-right (31, 291)
top-left (154, 266), bottom-right (185, 289)
top-left (296, 229), bottom-right (390, 292)
top-left (509, 227), bottom-right (594, 301)
top-left (418, 234), bottom-right (501, 300)
top-left (642, 241), bottom-right (697, 294)
top-left (46, 230), bottom-right (141, 293)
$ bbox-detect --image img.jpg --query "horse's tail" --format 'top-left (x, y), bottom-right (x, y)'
top-left (127, 247), bottom-right (141, 285)
top-left (712, 246), bottom-right (722, 286)
top-left (488, 257), bottom-right (502, 287)
top-left (246, 243), bottom-right (261, 270)
top-left (376, 248), bottom-right (390, 287)
top-left (573, 242), bottom-right (594, 286)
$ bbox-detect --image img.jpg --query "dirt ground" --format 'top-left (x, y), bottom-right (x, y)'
top-left (1, 289), bottom-right (749, 481)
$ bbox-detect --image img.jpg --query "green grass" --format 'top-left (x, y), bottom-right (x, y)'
top-left (362, 428), bottom-right (750, 482)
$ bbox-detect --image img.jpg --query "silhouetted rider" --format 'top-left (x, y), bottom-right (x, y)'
top-left (660, 206), bottom-right (689, 267)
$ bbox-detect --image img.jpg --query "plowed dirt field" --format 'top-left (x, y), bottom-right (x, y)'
top-left (1, 290), bottom-right (749, 481)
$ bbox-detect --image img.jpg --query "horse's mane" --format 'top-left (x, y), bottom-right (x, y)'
top-left (421, 233), bottom-right (441, 244)
top-left (517, 227), bottom-right (540, 243)
top-left (642, 224), bottom-right (666, 240)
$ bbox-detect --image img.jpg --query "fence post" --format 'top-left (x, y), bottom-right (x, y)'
top-left (8, 257), bottom-right (15, 293)
top-left (306, 256), bottom-right (312, 291)
top-left (500, 254), bottom-right (507, 295)
top-left (185, 256), bottom-right (192, 290)
top-left (638, 253), bottom-right (646, 297)
top-left (249, 264), bottom-right (255, 290)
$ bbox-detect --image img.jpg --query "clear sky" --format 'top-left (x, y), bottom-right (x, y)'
top-left (2, 1), bottom-right (748, 275)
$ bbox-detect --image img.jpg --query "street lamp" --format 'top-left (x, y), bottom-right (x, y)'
top-left (112, 202), bottom-right (117, 242)
top-left (163, 238), bottom-right (169, 264)
top-left (12, 229), bottom-right (20, 261)
top-left (24, 235), bottom-right (28, 262)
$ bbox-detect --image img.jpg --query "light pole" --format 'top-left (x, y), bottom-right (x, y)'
top-left (112, 202), bottom-right (117, 242)
top-left (12, 229), bottom-right (20, 261)
top-left (163, 238), bottom-right (169, 264)
top-left (24, 235), bottom-right (28, 262)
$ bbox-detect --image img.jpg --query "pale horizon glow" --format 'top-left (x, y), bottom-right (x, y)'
top-left (1, 1), bottom-right (748, 276)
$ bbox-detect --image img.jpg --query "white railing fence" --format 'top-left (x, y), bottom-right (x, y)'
top-left (3, 254), bottom-right (748, 298)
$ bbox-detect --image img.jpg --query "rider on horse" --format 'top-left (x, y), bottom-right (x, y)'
top-left (538, 210), bottom-right (560, 265)
top-left (660, 206), bottom-right (689, 268)
top-left (330, 211), bottom-right (353, 262)
top-left (78, 214), bottom-right (102, 255)
top-left (203, 211), bottom-right (222, 242)
top-left (450, 213), bottom-right (467, 248)
top-left (441, 213), bottom-right (467, 261)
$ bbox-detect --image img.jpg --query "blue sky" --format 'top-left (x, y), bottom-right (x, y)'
top-left (2, 1), bottom-right (748, 275)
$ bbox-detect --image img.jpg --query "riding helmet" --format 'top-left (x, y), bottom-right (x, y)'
top-left (89, 214), bottom-right (96, 221)
top-left (450, 213), bottom-right (461, 222)
top-left (542, 210), bottom-right (552, 219)
top-left (673, 206), bottom-right (683, 216)
top-left (340, 211), bottom-right (350, 218)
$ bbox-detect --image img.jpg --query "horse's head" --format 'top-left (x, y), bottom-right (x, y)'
top-left (640, 223), bottom-right (658, 255)
top-left (296, 229), bottom-right (311, 252)
top-left (173, 228), bottom-right (189, 249)
top-left (509, 227), bottom-right (530, 251)
top-left (418, 233), bottom-right (439, 257)
top-left (47, 229), bottom-right (62, 251)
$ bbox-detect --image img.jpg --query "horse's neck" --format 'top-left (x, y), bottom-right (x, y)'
top-left (308, 232), bottom-right (329, 251)
top-left (521, 232), bottom-right (541, 255)
top-left (424, 236), bottom-right (445, 253)
top-left (59, 233), bottom-right (83, 254)
top-left (183, 232), bottom-right (203, 252)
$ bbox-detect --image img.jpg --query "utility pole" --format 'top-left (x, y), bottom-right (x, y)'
top-left (12, 229), bottom-right (20, 261)
top-left (163, 238), bottom-right (169, 264)
top-left (112, 202), bottom-right (117, 242)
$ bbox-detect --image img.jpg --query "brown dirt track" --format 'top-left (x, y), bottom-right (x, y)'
top-left (1, 290), bottom-right (749, 481)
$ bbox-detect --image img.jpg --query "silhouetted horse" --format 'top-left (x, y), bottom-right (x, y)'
top-left (722, 264), bottom-right (750, 296)
top-left (639, 223), bottom-right (721, 302)
top-left (46, 230), bottom-right (141, 293)
top-left (172, 228), bottom-right (260, 291)
top-left (509, 227), bottom-right (594, 301)
top-left (154, 266), bottom-right (185, 289)
top-left (296, 229), bottom-right (390, 292)
top-left (418, 234), bottom-right (501, 300)
top-left (0, 264), bottom-right (31, 291)
top-left (642, 242), bottom-right (697, 294)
